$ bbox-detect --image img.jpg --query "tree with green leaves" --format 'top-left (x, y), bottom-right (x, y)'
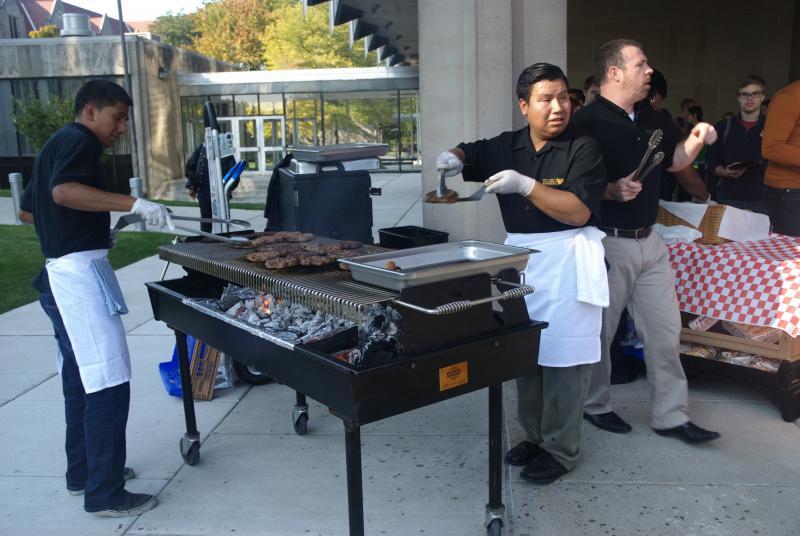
top-left (192, 0), bottom-right (290, 70)
top-left (13, 96), bottom-right (75, 152)
top-left (29, 24), bottom-right (59, 38)
top-left (150, 11), bottom-right (198, 48)
top-left (260, 2), bottom-right (374, 70)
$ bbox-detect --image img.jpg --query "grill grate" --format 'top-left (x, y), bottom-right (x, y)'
top-left (159, 241), bottom-right (399, 322)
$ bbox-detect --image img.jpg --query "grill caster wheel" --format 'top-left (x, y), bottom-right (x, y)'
top-left (293, 412), bottom-right (309, 435)
top-left (233, 360), bottom-right (272, 385)
top-left (487, 519), bottom-right (503, 536)
top-left (180, 436), bottom-right (200, 466)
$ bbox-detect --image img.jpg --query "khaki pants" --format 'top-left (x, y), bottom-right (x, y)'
top-left (516, 364), bottom-right (591, 471)
top-left (584, 232), bottom-right (689, 429)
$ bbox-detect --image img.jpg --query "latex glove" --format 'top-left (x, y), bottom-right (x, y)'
top-left (484, 169), bottom-right (536, 196)
top-left (436, 151), bottom-right (463, 177)
top-left (109, 229), bottom-right (118, 250)
top-left (132, 198), bottom-right (174, 230)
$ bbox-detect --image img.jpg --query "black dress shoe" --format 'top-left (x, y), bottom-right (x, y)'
top-left (654, 421), bottom-right (720, 444)
top-left (582, 411), bottom-right (632, 434)
top-left (504, 441), bottom-right (544, 466)
top-left (520, 452), bottom-right (568, 485)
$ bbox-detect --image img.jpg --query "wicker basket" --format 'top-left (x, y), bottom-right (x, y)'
top-left (656, 205), bottom-right (728, 245)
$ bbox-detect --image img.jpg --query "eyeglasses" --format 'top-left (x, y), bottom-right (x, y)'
top-left (737, 91), bottom-right (764, 99)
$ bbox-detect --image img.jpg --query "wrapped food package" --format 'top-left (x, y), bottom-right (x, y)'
top-left (721, 321), bottom-right (783, 344)
top-left (688, 315), bottom-right (719, 331)
top-left (679, 343), bottom-right (718, 359)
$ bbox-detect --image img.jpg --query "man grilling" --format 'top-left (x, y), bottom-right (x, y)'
top-left (19, 80), bottom-right (172, 516)
top-left (436, 63), bottom-right (608, 484)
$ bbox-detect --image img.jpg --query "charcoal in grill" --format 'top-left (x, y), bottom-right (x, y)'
top-left (219, 284), bottom-right (257, 310)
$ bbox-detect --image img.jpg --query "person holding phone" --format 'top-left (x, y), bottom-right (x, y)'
top-left (708, 75), bottom-right (768, 213)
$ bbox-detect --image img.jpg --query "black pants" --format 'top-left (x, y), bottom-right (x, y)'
top-left (39, 292), bottom-right (130, 511)
top-left (764, 186), bottom-right (800, 236)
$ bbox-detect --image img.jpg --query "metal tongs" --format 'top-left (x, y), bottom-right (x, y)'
top-left (637, 151), bottom-right (664, 183)
top-left (113, 213), bottom-right (252, 244)
top-left (632, 129), bottom-right (663, 182)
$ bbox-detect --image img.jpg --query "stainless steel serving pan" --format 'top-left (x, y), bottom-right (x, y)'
top-left (339, 240), bottom-right (534, 291)
top-left (288, 143), bottom-right (389, 163)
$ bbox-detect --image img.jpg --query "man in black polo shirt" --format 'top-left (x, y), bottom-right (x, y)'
top-left (573, 39), bottom-right (720, 444)
top-left (19, 80), bottom-right (172, 516)
top-left (436, 63), bottom-right (608, 484)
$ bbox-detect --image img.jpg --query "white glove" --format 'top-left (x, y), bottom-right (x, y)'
top-left (436, 151), bottom-right (463, 177)
top-left (132, 198), bottom-right (174, 230)
top-left (109, 229), bottom-right (118, 250)
top-left (484, 169), bottom-right (536, 196)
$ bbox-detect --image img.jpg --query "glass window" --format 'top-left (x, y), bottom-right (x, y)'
top-left (399, 91), bottom-right (420, 170)
top-left (181, 96), bottom-right (206, 159)
top-left (284, 93), bottom-right (321, 147)
top-left (239, 118), bottom-right (258, 148)
top-left (263, 118), bottom-right (284, 147)
top-left (208, 95), bottom-right (234, 118)
top-left (259, 94), bottom-right (284, 116)
top-left (323, 90), bottom-right (398, 166)
top-left (234, 94), bottom-right (258, 116)
top-left (239, 151), bottom-right (260, 171)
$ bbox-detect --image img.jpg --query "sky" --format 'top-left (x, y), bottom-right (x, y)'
top-left (66, 0), bottom-right (207, 22)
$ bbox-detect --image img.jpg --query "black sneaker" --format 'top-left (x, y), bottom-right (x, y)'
top-left (91, 490), bottom-right (158, 518)
top-left (68, 466), bottom-right (136, 496)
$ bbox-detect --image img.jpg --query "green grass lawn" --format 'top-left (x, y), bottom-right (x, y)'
top-left (0, 225), bottom-right (175, 314)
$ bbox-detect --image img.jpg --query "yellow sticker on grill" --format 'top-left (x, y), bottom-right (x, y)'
top-left (439, 361), bottom-right (468, 391)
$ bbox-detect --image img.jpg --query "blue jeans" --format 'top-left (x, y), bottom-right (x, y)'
top-left (764, 186), bottom-right (800, 236)
top-left (38, 292), bottom-right (130, 511)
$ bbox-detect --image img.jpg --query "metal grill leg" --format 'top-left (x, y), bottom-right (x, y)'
top-left (175, 330), bottom-right (199, 438)
top-left (344, 421), bottom-right (364, 536)
top-left (486, 383), bottom-right (506, 530)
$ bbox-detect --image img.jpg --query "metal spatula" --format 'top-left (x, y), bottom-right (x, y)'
top-left (455, 186), bottom-right (486, 202)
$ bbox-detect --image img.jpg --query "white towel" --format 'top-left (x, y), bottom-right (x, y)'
top-left (574, 226), bottom-right (609, 307)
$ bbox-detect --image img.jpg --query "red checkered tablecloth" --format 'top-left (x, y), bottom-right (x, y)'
top-left (668, 235), bottom-right (800, 337)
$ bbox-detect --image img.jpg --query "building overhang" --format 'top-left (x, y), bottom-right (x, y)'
top-left (305, 0), bottom-right (418, 66)
top-left (177, 66), bottom-right (419, 96)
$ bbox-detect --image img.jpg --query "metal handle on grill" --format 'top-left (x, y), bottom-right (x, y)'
top-left (392, 281), bottom-right (534, 316)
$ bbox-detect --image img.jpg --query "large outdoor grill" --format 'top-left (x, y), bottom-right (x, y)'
top-left (146, 236), bottom-right (547, 536)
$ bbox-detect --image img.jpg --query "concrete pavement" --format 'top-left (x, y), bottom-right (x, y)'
top-left (1, 173), bottom-right (799, 535)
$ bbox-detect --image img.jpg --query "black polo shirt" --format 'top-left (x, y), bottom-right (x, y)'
top-left (26, 122), bottom-right (111, 259)
top-left (457, 125), bottom-right (606, 233)
top-left (572, 96), bottom-right (679, 229)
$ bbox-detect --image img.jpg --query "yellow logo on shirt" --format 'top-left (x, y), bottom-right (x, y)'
top-left (542, 177), bottom-right (565, 186)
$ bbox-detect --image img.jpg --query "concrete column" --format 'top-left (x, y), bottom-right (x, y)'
top-left (418, 0), bottom-right (567, 242)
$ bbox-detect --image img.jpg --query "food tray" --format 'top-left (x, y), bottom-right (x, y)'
top-left (288, 143), bottom-right (389, 163)
top-left (339, 240), bottom-right (533, 290)
top-left (378, 226), bottom-right (449, 249)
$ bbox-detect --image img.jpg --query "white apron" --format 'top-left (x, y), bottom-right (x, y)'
top-left (506, 227), bottom-right (609, 367)
top-left (46, 249), bottom-right (132, 393)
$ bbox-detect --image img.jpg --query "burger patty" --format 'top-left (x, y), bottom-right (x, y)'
top-left (245, 250), bottom-right (283, 262)
top-left (263, 255), bottom-right (300, 269)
